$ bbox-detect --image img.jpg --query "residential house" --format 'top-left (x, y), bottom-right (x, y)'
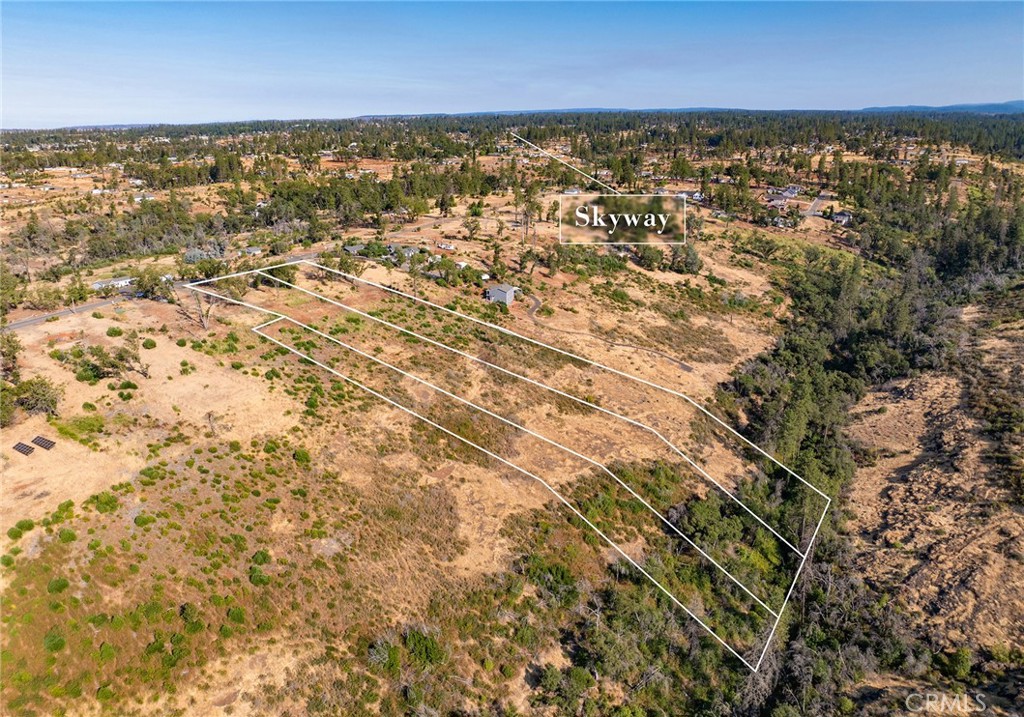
top-left (91, 276), bottom-right (135, 291)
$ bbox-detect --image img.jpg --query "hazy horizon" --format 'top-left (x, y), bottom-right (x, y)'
top-left (3, 1), bottom-right (1023, 129)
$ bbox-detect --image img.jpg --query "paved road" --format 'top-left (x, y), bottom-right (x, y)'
top-left (525, 295), bottom-right (693, 372)
top-left (802, 192), bottom-right (829, 217)
top-left (0, 252), bottom-right (326, 333)
top-left (1, 296), bottom-right (129, 332)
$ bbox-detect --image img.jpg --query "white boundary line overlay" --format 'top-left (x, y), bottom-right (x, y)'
top-left (509, 132), bottom-right (621, 195)
top-left (185, 260), bottom-right (830, 671)
top-left (251, 270), bottom-right (805, 558)
top-left (558, 193), bottom-right (691, 246)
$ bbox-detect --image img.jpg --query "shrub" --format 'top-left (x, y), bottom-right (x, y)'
top-left (82, 402), bottom-right (97, 412)
top-left (106, 326), bottom-right (123, 337)
top-left (227, 607), bottom-right (245, 624)
top-left (43, 629), bottom-right (66, 652)
top-left (15, 519), bottom-right (34, 532)
top-left (89, 492), bottom-right (119, 514)
top-left (405, 629), bottom-right (444, 667)
top-left (134, 514), bottom-right (156, 528)
top-left (248, 566), bottom-right (270, 586)
top-left (47, 577), bottom-right (70, 594)
top-left (176, 338), bottom-right (187, 347)
top-left (293, 448), bottom-right (311, 465)
top-left (99, 642), bottom-right (116, 662)
top-left (142, 338), bottom-right (157, 350)
top-left (58, 528), bottom-right (76, 543)
top-left (1, 555), bottom-right (14, 567)
top-left (251, 550), bottom-right (271, 565)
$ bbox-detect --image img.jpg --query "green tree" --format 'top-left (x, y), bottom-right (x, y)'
top-left (0, 332), bottom-right (22, 383)
top-left (130, 266), bottom-right (174, 301)
top-left (14, 376), bottom-right (63, 416)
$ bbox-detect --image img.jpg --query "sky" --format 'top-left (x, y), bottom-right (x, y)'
top-left (2, 2), bottom-right (1022, 128)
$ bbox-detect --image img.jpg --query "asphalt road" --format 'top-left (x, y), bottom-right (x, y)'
top-left (1, 296), bottom-right (129, 332)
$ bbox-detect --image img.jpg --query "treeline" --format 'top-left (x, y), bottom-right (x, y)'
top-left (5, 111), bottom-right (1023, 176)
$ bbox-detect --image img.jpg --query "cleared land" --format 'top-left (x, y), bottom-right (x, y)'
top-left (193, 262), bottom-right (830, 666)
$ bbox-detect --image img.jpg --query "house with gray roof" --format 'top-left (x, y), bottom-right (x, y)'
top-left (485, 283), bottom-right (520, 306)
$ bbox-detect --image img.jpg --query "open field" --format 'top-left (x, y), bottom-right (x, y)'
top-left (2, 109), bottom-right (1022, 715)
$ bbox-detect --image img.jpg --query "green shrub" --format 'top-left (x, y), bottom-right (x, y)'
top-left (6, 527), bottom-right (22, 541)
top-left (142, 338), bottom-right (157, 350)
top-left (134, 514), bottom-right (156, 528)
top-left (47, 577), bottom-right (70, 594)
top-left (15, 519), bottom-right (34, 532)
top-left (248, 566), bottom-right (270, 586)
top-left (251, 550), bottom-right (271, 565)
top-left (89, 492), bottom-right (119, 514)
top-left (82, 402), bottom-right (97, 412)
top-left (106, 326), bottom-right (123, 337)
top-left (1, 555), bottom-right (14, 567)
top-left (293, 448), bottom-right (311, 464)
top-left (58, 528), bottom-right (77, 543)
top-left (176, 338), bottom-right (187, 347)
top-left (43, 629), bottom-right (66, 653)
top-left (405, 629), bottom-right (444, 667)
top-left (227, 607), bottom-right (245, 624)
top-left (98, 642), bottom-right (116, 662)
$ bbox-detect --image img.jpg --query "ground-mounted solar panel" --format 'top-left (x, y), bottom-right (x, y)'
top-left (13, 442), bottom-right (34, 456)
top-left (31, 436), bottom-right (56, 450)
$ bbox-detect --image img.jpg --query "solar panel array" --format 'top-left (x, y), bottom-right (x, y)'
top-left (13, 442), bottom-right (34, 456)
top-left (31, 436), bottom-right (56, 450)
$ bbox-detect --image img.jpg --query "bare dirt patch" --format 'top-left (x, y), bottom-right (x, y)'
top-left (846, 374), bottom-right (1024, 651)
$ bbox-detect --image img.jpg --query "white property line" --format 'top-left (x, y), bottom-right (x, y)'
top-left (753, 493), bottom-right (831, 672)
top-left (254, 270), bottom-right (805, 557)
top-left (290, 260), bottom-right (832, 505)
top-left (251, 318), bottom-right (762, 671)
top-left (510, 132), bottom-right (622, 195)
top-left (185, 261), bottom-right (831, 670)
top-left (253, 303), bottom-right (780, 617)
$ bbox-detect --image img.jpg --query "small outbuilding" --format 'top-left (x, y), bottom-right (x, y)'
top-left (485, 283), bottom-right (520, 306)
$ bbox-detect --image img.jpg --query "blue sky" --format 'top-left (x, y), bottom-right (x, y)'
top-left (3, 2), bottom-right (1022, 128)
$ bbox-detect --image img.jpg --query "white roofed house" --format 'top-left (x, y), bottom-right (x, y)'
top-left (90, 276), bottom-right (135, 291)
top-left (832, 210), bottom-right (853, 227)
top-left (485, 283), bottom-right (520, 306)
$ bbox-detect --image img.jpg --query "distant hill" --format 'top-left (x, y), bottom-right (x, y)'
top-left (859, 100), bottom-right (1024, 114)
top-left (361, 102), bottom-right (1024, 120)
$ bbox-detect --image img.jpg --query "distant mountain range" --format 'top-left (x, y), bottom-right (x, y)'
top-left (858, 100), bottom-right (1024, 114)
top-left (14, 101), bottom-right (1024, 132)
top-left (364, 101), bottom-right (1024, 119)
